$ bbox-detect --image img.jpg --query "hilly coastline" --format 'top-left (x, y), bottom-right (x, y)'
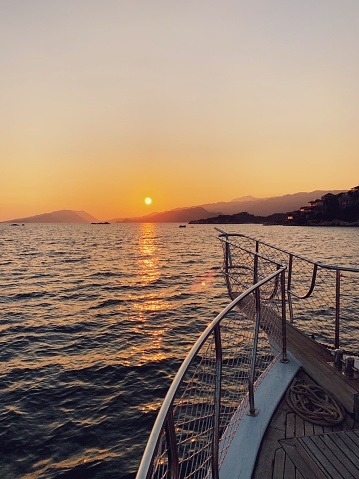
top-left (190, 186), bottom-right (359, 226)
top-left (1, 189), bottom-right (352, 224)
top-left (110, 190), bottom-right (346, 223)
top-left (197, 190), bottom-right (346, 216)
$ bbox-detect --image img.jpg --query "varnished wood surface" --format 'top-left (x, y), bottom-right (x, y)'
top-left (252, 371), bottom-right (359, 479)
top-left (283, 321), bottom-right (359, 418)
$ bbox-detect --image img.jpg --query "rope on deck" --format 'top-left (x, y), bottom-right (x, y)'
top-left (286, 377), bottom-right (345, 426)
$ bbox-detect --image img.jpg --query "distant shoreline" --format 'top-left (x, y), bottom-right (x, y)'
top-left (189, 218), bottom-right (359, 227)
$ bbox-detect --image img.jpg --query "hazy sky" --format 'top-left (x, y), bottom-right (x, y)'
top-left (1, 0), bottom-right (358, 220)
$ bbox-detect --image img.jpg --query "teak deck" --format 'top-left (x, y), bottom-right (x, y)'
top-left (231, 297), bottom-right (359, 478)
top-left (250, 298), bottom-right (359, 478)
top-left (253, 372), bottom-right (359, 479)
top-left (284, 321), bottom-right (359, 418)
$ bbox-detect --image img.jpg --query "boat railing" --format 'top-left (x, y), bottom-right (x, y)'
top-left (216, 228), bottom-right (359, 351)
top-left (136, 254), bottom-right (287, 479)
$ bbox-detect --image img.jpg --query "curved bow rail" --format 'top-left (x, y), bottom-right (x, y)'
top-left (137, 252), bottom-right (286, 479)
top-left (137, 230), bottom-right (359, 479)
top-left (216, 228), bottom-right (359, 351)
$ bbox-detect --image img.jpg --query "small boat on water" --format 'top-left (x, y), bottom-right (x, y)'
top-left (136, 228), bottom-right (359, 479)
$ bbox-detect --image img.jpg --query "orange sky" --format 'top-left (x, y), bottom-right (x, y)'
top-left (1, 1), bottom-right (358, 221)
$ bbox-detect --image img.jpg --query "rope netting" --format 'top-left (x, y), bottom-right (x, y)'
top-left (138, 261), bottom-right (285, 479)
top-left (219, 233), bottom-right (359, 352)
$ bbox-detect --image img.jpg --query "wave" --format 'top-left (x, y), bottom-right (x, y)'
top-left (1, 223), bottom-right (357, 478)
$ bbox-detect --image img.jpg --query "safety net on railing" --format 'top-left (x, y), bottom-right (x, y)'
top-left (217, 230), bottom-right (359, 352)
top-left (137, 253), bottom-right (285, 479)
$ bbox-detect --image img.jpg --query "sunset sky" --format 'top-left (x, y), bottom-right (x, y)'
top-left (1, 0), bottom-right (358, 221)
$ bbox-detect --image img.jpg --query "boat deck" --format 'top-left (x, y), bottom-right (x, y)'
top-left (253, 371), bottom-right (359, 479)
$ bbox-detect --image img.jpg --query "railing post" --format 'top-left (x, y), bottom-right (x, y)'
top-left (224, 236), bottom-right (233, 299)
top-left (253, 241), bottom-right (259, 284)
top-left (335, 269), bottom-right (341, 349)
top-left (225, 234), bottom-right (233, 268)
top-left (287, 254), bottom-right (294, 323)
top-left (280, 269), bottom-right (288, 363)
top-left (165, 409), bottom-right (179, 479)
top-left (248, 286), bottom-right (260, 416)
top-left (212, 324), bottom-right (222, 479)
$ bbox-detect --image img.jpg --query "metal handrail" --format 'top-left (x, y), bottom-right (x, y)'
top-left (137, 230), bottom-right (358, 478)
top-left (136, 265), bottom-right (286, 479)
top-left (216, 228), bottom-right (359, 350)
top-left (215, 228), bottom-right (359, 273)
top-left (220, 233), bottom-right (287, 302)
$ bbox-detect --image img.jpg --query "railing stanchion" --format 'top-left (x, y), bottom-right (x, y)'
top-left (335, 269), bottom-right (341, 349)
top-left (165, 409), bottom-right (179, 479)
top-left (225, 235), bottom-right (234, 299)
top-left (287, 254), bottom-right (294, 324)
top-left (248, 286), bottom-right (260, 416)
top-left (280, 269), bottom-right (288, 363)
top-left (212, 324), bottom-right (222, 479)
top-left (254, 242), bottom-right (259, 284)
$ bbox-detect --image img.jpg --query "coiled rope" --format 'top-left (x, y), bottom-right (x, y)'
top-left (286, 377), bottom-right (345, 426)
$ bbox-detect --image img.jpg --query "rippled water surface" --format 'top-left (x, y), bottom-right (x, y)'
top-left (0, 223), bottom-right (358, 478)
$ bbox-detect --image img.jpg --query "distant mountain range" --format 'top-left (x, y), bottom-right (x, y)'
top-left (191, 186), bottom-right (359, 226)
top-left (110, 190), bottom-right (345, 223)
top-left (197, 190), bottom-right (346, 217)
top-left (1, 190), bottom-right (347, 224)
top-left (1, 210), bottom-right (100, 224)
top-left (110, 206), bottom-right (219, 223)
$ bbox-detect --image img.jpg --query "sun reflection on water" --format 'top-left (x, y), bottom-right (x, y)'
top-left (132, 224), bottom-right (170, 365)
top-left (137, 223), bottom-right (160, 285)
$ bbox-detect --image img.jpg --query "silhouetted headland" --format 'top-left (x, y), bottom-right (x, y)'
top-left (189, 186), bottom-right (359, 226)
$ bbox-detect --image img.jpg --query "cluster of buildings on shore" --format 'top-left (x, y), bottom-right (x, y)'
top-left (287, 186), bottom-right (359, 225)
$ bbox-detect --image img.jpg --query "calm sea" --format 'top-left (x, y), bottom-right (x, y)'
top-left (1, 223), bottom-right (358, 478)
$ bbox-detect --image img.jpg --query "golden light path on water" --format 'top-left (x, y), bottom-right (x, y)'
top-left (131, 224), bottom-right (169, 366)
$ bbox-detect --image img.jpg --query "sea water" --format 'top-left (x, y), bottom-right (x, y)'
top-left (0, 223), bottom-right (358, 478)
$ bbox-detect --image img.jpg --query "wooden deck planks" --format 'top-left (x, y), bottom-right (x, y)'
top-left (298, 431), bottom-right (359, 479)
top-left (252, 370), bottom-right (359, 479)
top-left (283, 452), bottom-right (295, 478)
top-left (272, 448), bottom-right (285, 479)
top-left (242, 300), bottom-right (359, 478)
top-left (279, 438), bottom-right (327, 479)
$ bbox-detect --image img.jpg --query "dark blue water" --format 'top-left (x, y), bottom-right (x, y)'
top-left (0, 223), bottom-right (358, 478)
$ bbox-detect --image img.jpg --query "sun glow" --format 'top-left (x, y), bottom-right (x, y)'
top-left (144, 197), bottom-right (152, 205)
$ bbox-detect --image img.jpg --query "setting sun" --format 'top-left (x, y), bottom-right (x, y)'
top-left (144, 197), bottom-right (152, 206)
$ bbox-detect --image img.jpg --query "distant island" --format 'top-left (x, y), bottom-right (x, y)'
top-left (189, 186), bottom-right (359, 226)
top-left (1, 210), bottom-right (100, 224)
